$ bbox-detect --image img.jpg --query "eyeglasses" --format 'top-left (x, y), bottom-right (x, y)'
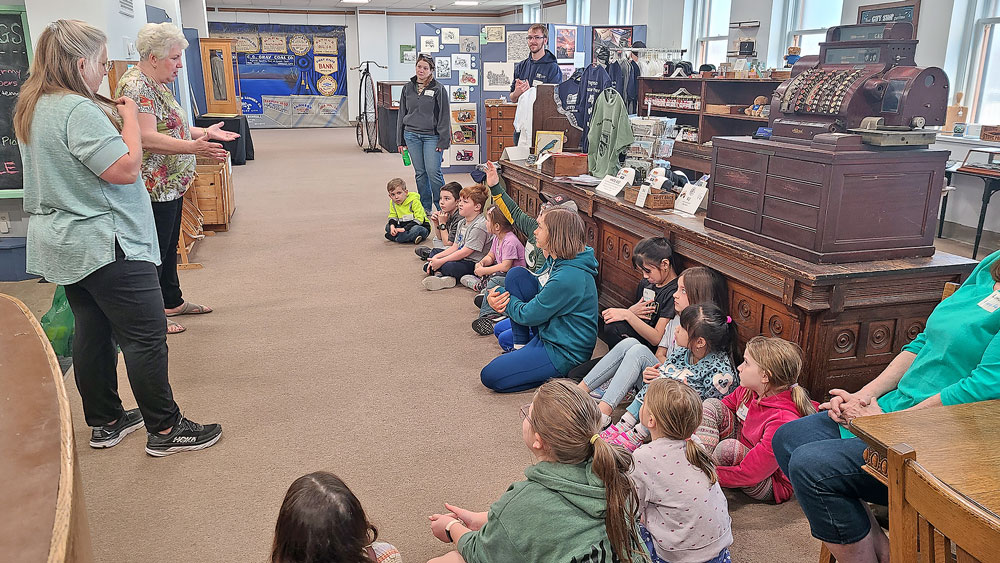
top-left (103, 61), bottom-right (113, 72)
top-left (526, 35), bottom-right (546, 41)
top-left (519, 403), bottom-right (532, 422)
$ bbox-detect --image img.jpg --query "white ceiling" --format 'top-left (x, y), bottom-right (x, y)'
top-left (206, 0), bottom-right (530, 12)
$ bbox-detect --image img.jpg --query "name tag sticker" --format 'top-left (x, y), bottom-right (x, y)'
top-left (736, 404), bottom-right (749, 421)
top-left (424, 90), bottom-right (435, 97)
top-left (401, 214), bottom-right (414, 222)
top-left (532, 79), bottom-right (543, 87)
top-left (642, 288), bottom-right (655, 302)
top-left (980, 290), bottom-right (1000, 312)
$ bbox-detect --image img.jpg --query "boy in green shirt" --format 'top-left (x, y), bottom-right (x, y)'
top-left (385, 177), bottom-right (430, 244)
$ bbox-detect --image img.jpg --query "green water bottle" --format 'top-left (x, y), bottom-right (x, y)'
top-left (401, 147), bottom-right (411, 166)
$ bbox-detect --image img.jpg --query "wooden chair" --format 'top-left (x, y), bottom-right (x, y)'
top-left (888, 443), bottom-right (1000, 563)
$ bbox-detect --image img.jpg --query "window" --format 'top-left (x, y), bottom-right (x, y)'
top-left (568, 0), bottom-right (591, 25)
top-left (690, 0), bottom-right (731, 67)
top-left (780, 0), bottom-right (844, 61)
top-left (610, 0), bottom-right (633, 25)
top-left (523, 2), bottom-right (541, 23)
top-left (959, 0), bottom-right (1000, 124)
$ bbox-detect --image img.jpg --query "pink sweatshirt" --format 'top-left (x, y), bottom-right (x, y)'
top-left (719, 386), bottom-right (818, 504)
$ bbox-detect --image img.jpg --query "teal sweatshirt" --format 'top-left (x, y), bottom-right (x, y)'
top-left (458, 460), bottom-right (647, 563)
top-left (488, 178), bottom-right (546, 274)
top-left (842, 249), bottom-right (1000, 437)
top-left (506, 247), bottom-right (599, 374)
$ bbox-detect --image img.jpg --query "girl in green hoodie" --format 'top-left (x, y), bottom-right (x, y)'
top-left (428, 380), bottom-right (649, 563)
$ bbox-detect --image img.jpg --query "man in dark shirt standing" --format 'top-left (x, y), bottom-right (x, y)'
top-left (510, 24), bottom-right (562, 102)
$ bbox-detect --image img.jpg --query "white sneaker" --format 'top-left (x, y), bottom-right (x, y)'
top-left (423, 275), bottom-right (456, 290)
top-left (460, 274), bottom-right (480, 289)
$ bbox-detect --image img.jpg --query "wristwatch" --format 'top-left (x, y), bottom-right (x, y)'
top-left (445, 519), bottom-right (460, 542)
top-left (438, 223), bottom-right (447, 230)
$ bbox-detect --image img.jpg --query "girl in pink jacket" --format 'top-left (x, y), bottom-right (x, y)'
top-left (695, 336), bottom-right (818, 503)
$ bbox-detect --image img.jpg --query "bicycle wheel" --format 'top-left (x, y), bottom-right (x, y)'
top-left (363, 71), bottom-right (378, 150)
top-left (356, 70), bottom-right (368, 148)
top-left (356, 119), bottom-right (364, 147)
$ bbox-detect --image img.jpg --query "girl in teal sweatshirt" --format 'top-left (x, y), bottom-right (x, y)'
top-left (428, 380), bottom-right (648, 563)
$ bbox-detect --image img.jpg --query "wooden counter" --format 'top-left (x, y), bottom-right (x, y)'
top-left (499, 160), bottom-right (977, 398)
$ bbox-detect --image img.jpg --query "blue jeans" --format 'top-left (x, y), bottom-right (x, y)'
top-left (581, 337), bottom-right (657, 409)
top-left (477, 275), bottom-right (507, 317)
top-left (481, 335), bottom-right (559, 392)
top-left (639, 524), bottom-right (731, 563)
top-left (385, 223), bottom-right (429, 243)
top-left (402, 130), bottom-right (444, 212)
top-left (773, 413), bottom-right (887, 544)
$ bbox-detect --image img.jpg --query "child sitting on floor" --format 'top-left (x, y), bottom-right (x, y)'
top-left (426, 379), bottom-right (647, 563)
top-left (460, 205), bottom-right (526, 291)
top-left (271, 471), bottom-right (401, 563)
top-left (604, 303), bottom-right (738, 451)
top-left (632, 378), bottom-right (733, 563)
top-left (696, 336), bottom-right (818, 503)
top-left (418, 182), bottom-right (463, 259)
top-left (423, 184), bottom-right (491, 291)
top-left (385, 178), bottom-right (430, 244)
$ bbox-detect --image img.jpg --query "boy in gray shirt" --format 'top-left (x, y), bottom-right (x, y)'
top-left (422, 184), bottom-right (492, 290)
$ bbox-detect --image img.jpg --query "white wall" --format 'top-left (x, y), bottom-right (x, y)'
top-left (146, 0), bottom-right (194, 125)
top-left (179, 0), bottom-right (208, 36)
top-left (541, 3), bottom-right (567, 24)
top-left (634, 0), bottom-right (685, 50)
top-left (841, 0), bottom-right (956, 70)
top-left (25, 0), bottom-right (148, 63)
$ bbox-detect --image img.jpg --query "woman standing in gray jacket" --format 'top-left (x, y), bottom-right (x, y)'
top-left (396, 54), bottom-right (451, 213)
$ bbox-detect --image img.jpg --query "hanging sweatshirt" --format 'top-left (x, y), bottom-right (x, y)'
top-left (397, 76), bottom-right (451, 150)
top-left (511, 49), bottom-right (563, 91)
top-left (558, 74), bottom-right (583, 127)
top-left (588, 88), bottom-right (634, 177)
top-left (458, 460), bottom-right (648, 563)
top-left (576, 64), bottom-right (613, 152)
top-left (387, 192), bottom-right (429, 229)
top-left (506, 247), bottom-right (599, 375)
top-left (720, 386), bottom-right (819, 504)
top-left (631, 438), bottom-right (733, 563)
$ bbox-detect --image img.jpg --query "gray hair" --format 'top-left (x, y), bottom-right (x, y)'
top-left (136, 22), bottom-right (188, 60)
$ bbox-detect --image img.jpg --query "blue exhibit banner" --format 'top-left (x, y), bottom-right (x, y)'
top-left (208, 22), bottom-right (349, 128)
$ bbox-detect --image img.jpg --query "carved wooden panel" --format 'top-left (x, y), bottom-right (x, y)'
top-left (830, 323), bottom-right (861, 360)
top-left (762, 305), bottom-right (800, 341)
top-left (864, 320), bottom-right (896, 358)
top-left (585, 219), bottom-right (600, 261)
top-left (621, 239), bottom-right (634, 266)
top-left (732, 289), bottom-right (763, 344)
top-left (604, 232), bottom-right (618, 263)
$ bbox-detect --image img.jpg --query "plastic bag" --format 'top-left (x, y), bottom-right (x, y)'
top-left (41, 285), bottom-right (75, 357)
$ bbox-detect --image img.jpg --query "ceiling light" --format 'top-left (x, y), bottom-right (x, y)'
top-left (454, 1), bottom-right (480, 5)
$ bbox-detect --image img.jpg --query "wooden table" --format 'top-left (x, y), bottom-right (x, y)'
top-left (500, 159), bottom-right (977, 397)
top-left (850, 400), bottom-right (1000, 517)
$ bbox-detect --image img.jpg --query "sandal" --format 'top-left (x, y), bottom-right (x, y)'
top-left (165, 301), bottom-right (213, 317)
top-left (167, 320), bottom-right (186, 334)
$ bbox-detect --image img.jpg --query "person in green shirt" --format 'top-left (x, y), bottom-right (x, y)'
top-left (427, 379), bottom-right (648, 563)
top-left (772, 249), bottom-right (1000, 563)
top-left (16, 19), bottom-right (221, 457)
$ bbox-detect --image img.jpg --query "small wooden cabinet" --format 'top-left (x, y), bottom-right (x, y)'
top-left (200, 38), bottom-right (242, 116)
top-left (486, 103), bottom-right (517, 162)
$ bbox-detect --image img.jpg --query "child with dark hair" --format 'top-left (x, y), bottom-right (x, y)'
top-left (385, 177), bottom-right (430, 244)
top-left (423, 184), bottom-right (491, 290)
top-left (417, 181), bottom-right (463, 259)
top-left (603, 303), bottom-right (738, 452)
top-left (272, 472), bottom-right (400, 563)
top-left (460, 205), bottom-right (526, 291)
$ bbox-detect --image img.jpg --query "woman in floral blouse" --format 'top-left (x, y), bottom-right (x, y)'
top-left (116, 22), bottom-right (238, 334)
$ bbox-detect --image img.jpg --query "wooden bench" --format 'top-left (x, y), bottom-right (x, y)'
top-left (0, 293), bottom-right (93, 562)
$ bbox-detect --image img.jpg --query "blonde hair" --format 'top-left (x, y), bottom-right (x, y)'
top-left (386, 178), bottom-right (406, 193)
top-left (528, 23), bottom-right (548, 38)
top-left (14, 20), bottom-right (112, 143)
top-left (529, 380), bottom-right (645, 563)
top-left (486, 205), bottom-right (513, 235)
top-left (643, 378), bottom-right (718, 484)
top-left (743, 336), bottom-right (816, 417)
top-left (137, 22), bottom-right (188, 60)
top-left (538, 207), bottom-right (585, 259)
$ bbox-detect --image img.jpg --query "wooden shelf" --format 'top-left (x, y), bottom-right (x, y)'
top-left (646, 107), bottom-right (701, 115)
top-left (703, 113), bottom-right (770, 122)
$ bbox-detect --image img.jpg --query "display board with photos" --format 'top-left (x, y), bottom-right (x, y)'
top-left (413, 23), bottom-right (645, 170)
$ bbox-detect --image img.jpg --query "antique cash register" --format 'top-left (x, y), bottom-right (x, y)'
top-left (704, 22), bottom-right (950, 263)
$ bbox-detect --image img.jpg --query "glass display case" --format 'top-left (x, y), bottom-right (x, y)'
top-left (958, 148), bottom-right (1000, 178)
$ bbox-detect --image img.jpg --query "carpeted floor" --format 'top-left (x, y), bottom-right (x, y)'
top-left (3, 128), bottom-right (824, 562)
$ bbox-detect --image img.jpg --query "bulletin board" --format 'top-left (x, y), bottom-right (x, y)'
top-left (209, 22), bottom-right (349, 128)
top-left (412, 23), bottom-right (645, 172)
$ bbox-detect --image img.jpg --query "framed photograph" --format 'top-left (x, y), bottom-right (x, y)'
top-left (451, 104), bottom-right (477, 125)
top-left (441, 27), bottom-right (460, 44)
top-left (484, 25), bottom-right (505, 43)
top-left (507, 31), bottom-right (530, 63)
top-left (459, 70), bottom-right (478, 86)
top-left (420, 35), bottom-right (439, 53)
top-left (400, 45), bottom-right (416, 64)
top-left (857, 0), bottom-right (920, 38)
top-left (555, 25), bottom-right (577, 63)
top-left (435, 57), bottom-right (451, 78)
top-left (459, 35), bottom-right (480, 53)
top-left (451, 53), bottom-right (472, 71)
top-left (483, 62), bottom-right (514, 91)
top-left (451, 145), bottom-right (480, 165)
top-left (452, 124), bottom-right (478, 145)
top-left (592, 26), bottom-right (633, 60)
top-left (559, 64), bottom-right (576, 82)
top-left (450, 85), bottom-right (471, 103)
top-left (534, 130), bottom-right (565, 155)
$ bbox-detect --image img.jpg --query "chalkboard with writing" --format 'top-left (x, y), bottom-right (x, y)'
top-left (0, 11), bottom-right (29, 191)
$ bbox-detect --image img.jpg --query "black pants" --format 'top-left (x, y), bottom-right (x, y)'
top-left (64, 244), bottom-right (181, 433)
top-left (151, 198), bottom-right (184, 309)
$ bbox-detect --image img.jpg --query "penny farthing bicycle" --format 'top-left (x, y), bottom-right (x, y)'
top-left (351, 60), bottom-right (386, 152)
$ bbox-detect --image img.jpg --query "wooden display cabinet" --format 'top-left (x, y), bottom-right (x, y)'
top-left (107, 60), bottom-right (137, 93)
top-left (199, 38), bottom-right (242, 116)
top-left (485, 102), bottom-right (517, 162)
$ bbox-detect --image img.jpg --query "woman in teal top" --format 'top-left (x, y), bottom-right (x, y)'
top-left (16, 20), bottom-right (220, 456)
top-left (772, 250), bottom-right (1000, 563)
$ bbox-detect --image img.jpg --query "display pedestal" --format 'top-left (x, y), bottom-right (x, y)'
top-left (194, 115), bottom-right (254, 165)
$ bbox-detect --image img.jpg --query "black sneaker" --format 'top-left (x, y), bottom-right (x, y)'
top-left (415, 246), bottom-right (432, 260)
top-left (472, 313), bottom-right (506, 336)
top-left (145, 417), bottom-right (222, 457)
top-left (474, 293), bottom-right (484, 309)
top-left (90, 408), bottom-right (144, 448)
